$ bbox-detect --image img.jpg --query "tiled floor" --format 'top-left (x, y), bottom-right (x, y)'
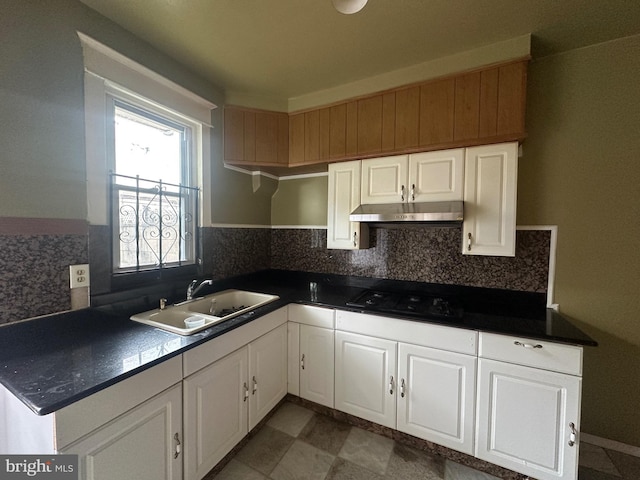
top-left (211, 401), bottom-right (640, 480)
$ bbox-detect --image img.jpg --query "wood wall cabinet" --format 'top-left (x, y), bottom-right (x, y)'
top-left (223, 106), bottom-right (289, 166)
top-left (224, 59), bottom-right (527, 173)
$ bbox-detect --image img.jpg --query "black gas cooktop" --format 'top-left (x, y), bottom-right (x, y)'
top-left (346, 290), bottom-right (463, 321)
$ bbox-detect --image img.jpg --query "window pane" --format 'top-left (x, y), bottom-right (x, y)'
top-left (114, 103), bottom-right (184, 185)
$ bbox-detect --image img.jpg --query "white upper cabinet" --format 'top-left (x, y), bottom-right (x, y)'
top-left (361, 155), bottom-right (409, 204)
top-left (327, 160), bottom-right (369, 249)
top-left (361, 149), bottom-right (464, 204)
top-left (408, 149), bottom-right (464, 202)
top-left (462, 142), bottom-right (518, 256)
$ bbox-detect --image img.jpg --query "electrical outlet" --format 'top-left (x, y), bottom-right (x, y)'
top-left (70, 264), bottom-right (90, 289)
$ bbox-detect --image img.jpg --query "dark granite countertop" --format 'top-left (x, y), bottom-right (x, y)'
top-left (0, 270), bottom-right (596, 416)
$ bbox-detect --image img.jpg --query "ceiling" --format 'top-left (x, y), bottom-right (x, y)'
top-left (79, 0), bottom-right (640, 106)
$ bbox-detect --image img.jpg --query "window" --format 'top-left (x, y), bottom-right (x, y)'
top-left (110, 100), bottom-right (198, 273)
top-left (78, 32), bottom-right (216, 291)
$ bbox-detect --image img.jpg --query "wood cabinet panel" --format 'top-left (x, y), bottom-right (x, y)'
top-left (319, 107), bottom-right (331, 161)
top-left (329, 104), bottom-right (347, 159)
top-left (345, 101), bottom-right (358, 156)
top-left (243, 111), bottom-right (256, 162)
top-left (454, 72), bottom-right (481, 141)
top-left (255, 112), bottom-right (278, 164)
top-left (289, 113), bottom-right (305, 164)
top-left (419, 78), bottom-right (455, 146)
top-left (277, 113), bottom-right (289, 164)
top-left (304, 110), bottom-right (320, 163)
top-left (224, 107), bottom-right (245, 163)
top-left (497, 61), bottom-right (527, 136)
top-left (395, 86), bottom-right (420, 149)
top-left (357, 95), bottom-right (383, 154)
top-left (478, 68), bottom-right (499, 138)
top-left (382, 92), bottom-right (396, 152)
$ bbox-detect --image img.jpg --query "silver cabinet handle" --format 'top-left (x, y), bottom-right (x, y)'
top-left (353, 232), bottom-right (357, 247)
top-left (174, 433), bottom-right (181, 459)
top-left (514, 341), bottom-right (543, 349)
top-left (400, 378), bottom-right (405, 398)
top-left (252, 375), bottom-right (258, 395)
top-left (243, 382), bottom-right (249, 401)
top-left (467, 232), bottom-right (472, 251)
top-left (401, 185), bottom-right (405, 202)
top-left (389, 376), bottom-right (394, 395)
top-left (410, 184), bottom-right (415, 202)
top-left (301, 353), bottom-right (305, 370)
top-left (568, 422), bottom-right (577, 446)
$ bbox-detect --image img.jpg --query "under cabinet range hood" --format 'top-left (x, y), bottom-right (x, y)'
top-left (349, 200), bottom-right (463, 224)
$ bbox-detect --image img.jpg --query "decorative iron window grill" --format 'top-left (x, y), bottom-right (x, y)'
top-left (110, 172), bottom-right (199, 273)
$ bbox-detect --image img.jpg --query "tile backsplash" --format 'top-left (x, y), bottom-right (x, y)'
top-left (1, 222), bottom-right (550, 323)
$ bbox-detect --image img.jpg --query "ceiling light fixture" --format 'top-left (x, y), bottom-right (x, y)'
top-left (332, 0), bottom-right (368, 15)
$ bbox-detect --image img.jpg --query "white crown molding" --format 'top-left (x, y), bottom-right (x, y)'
top-left (279, 171), bottom-right (329, 180)
top-left (223, 163), bottom-right (279, 180)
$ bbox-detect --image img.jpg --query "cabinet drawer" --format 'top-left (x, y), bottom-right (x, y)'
top-left (336, 310), bottom-right (477, 356)
top-left (288, 304), bottom-right (335, 329)
top-left (478, 332), bottom-right (582, 376)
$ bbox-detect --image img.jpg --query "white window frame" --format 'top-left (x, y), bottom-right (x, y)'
top-left (78, 32), bottom-right (216, 276)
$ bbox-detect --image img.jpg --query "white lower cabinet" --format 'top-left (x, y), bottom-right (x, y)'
top-left (397, 343), bottom-right (476, 455)
top-left (61, 383), bottom-right (183, 480)
top-left (334, 331), bottom-right (397, 428)
top-left (476, 333), bottom-right (583, 480)
top-left (183, 320), bottom-right (288, 480)
top-left (299, 324), bottom-right (335, 408)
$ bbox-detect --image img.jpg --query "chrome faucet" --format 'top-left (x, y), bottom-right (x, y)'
top-left (186, 279), bottom-right (213, 300)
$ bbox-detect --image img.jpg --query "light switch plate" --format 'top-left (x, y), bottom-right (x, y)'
top-left (70, 264), bottom-right (90, 289)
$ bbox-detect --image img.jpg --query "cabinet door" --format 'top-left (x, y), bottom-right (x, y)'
top-left (249, 324), bottom-right (288, 430)
top-left (397, 344), bottom-right (476, 455)
top-left (476, 359), bottom-right (581, 480)
top-left (327, 160), bottom-right (368, 249)
top-left (183, 347), bottom-right (248, 480)
top-left (408, 149), bottom-right (464, 202)
top-left (300, 324), bottom-right (335, 408)
top-left (334, 331), bottom-right (397, 428)
top-left (361, 155), bottom-right (409, 204)
top-left (463, 142), bottom-right (518, 256)
top-left (61, 383), bottom-right (182, 480)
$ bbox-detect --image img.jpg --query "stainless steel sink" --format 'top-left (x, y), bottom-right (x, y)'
top-left (130, 289), bottom-right (280, 335)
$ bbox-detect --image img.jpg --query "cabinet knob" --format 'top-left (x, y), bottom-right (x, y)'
top-left (400, 378), bottom-right (405, 398)
top-left (401, 185), bottom-right (405, 202)
top-left (389, 375), bottom-right (394, 395)
top-left (514, 341), bottom-right (543, 349)
top-left (410, 184), bottom-right (415, 202)
top-left (173, 433), bottom-right (181, 459)
top-left (353, 232), bottom-right (357, 247)
top-left (467, 232), bottom-right (472, 251)
top-left (568, 422), bottom-right (577, 446)
top-left (301, 353), bottom-right (305, 370)
top-left (252, 376), bottom-right (258, 395)
top-left (243, 382), bottom-right (249, 401)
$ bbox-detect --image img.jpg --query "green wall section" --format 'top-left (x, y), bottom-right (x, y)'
top-left (519, 35), bottom-right (640, 446)
top-left (271, 176), bottom-right (328, 226)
